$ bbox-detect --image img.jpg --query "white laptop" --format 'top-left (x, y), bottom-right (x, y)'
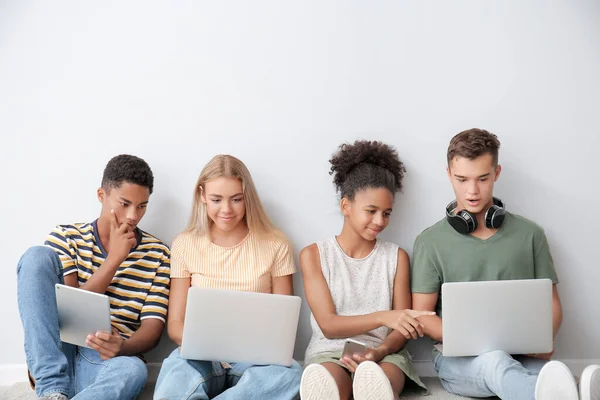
top-left (435, 279), bottom-right (553, 357)
top-left (55, 284), bottom-right (112, 348)
top-left (180, 287), bottom-right (302, 366)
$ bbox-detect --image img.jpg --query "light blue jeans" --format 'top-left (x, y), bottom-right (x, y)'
top-left (17, 246), bottom-right (148, 399)
top-left (153, 348), bottom-right (302, 400)
top-left (433, 350), bottom-right (547, 400)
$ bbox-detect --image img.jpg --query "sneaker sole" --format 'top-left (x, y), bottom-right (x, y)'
top-left (535, 360), bottom-right (578, 400)
top-left (300, 364), bottom-right (340, 400)
top-left (580, 365), bottom-right (600, 400)
top-left (353, 361), bottom-right (394, 400)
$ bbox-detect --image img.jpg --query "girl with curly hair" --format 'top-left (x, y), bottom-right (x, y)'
top-left (299, 140), bottom-right (431, 400)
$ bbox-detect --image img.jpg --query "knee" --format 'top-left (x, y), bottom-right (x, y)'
top-left (167, 347), bottom-right (183, 360)
top-left (480, 350), bottom-right (511, 362)
top-left (18, 246), bottom-right (61, 274)
top-left (115, 356), bottom-right (148, 389)
top-left (156, 348), bottom-right (200, 382)
top-left (107, 356), bottom-right (148, 387)
top-left (478, 350), bottom-right (517, 372)
top-left (160, 348), bottom-right (185, 370)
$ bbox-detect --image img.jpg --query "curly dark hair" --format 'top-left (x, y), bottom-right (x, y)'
top-left (447, 128), bottom-right (501, 166)
top-left (329, 140), bottom-right (406, 200)
top-left (101, 154), bottom-right (154, 194)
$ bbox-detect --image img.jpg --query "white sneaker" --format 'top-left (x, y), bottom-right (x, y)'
top-left (300, 363), bottom-right (340, 400)
top-left (40, 394), bottom-right (68, 400)
top-left (580, 364), bottom-right (600, 400)
top-left (535, 360), bottom-right (579, 400)
top-left (352, 361), bottom-right (394, 400)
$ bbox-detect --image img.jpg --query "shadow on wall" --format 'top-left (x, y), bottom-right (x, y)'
top-left (141, 195), bottom-right (188, 245)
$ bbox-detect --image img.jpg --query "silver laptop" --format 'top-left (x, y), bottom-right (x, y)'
top-left (436, 279), bottom-right (553, 357)
top-left (180, 287), bottom-right (302, 366)
top-left (55, 284), bottom-right (112, 348)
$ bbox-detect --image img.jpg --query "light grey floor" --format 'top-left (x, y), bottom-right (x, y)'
top-left (0, 378), bottom-right (489, 399)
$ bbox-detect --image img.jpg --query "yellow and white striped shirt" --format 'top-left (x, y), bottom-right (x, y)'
top-left (45, 220), bottom-right (170, 339)
top-left (170, 231), bottom-right (296, 293)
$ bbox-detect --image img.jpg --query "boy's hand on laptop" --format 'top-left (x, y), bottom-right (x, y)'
top-left (379, 310), bottom-right (436, 339)
top-left (86, 327), bottom-right (124, 360)
top-left (107, 209), bottom-right (137, 264)
top-left (525, 342), bottom-right (554, 360)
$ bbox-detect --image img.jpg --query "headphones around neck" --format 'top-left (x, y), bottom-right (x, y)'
top-left (445, 197), bottom-right (506, 234)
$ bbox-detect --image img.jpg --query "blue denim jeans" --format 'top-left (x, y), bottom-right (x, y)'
top-left (153, 348), bottom-right (302, 400)
top-left (434, 350), bottom-right (547, 400)
top-left (17, 246), bottom-right (148, 399)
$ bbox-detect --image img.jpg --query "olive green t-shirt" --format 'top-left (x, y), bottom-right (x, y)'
top-left (411, 212), bottom-right (558, 317)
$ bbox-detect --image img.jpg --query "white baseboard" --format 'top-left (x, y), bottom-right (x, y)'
top-left (560, 359), bottom-right (600, 377)
top-left (0, 364), bottom-right (28, 387)
top-left (147, 362), bottom-right (161, 383)
top-left (4, 359), bottom-right (600, 387)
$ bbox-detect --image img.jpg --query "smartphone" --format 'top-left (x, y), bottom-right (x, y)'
top-left (341, 338), bottom-right (367, 359)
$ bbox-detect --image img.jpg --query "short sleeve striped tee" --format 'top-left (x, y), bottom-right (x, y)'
top-left (170, 231), bottom-right (296, 293)
top-left (44, 220), bottom-right (170, 339)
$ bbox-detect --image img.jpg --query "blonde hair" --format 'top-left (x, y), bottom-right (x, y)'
top-left (186, 154), bottom-right (281, 238)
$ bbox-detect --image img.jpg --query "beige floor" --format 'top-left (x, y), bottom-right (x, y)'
top-left (0, 378), bottom-right (490, 399)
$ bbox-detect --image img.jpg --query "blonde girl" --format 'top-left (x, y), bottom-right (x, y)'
top-left (154, 155), bottom-right (301, 400)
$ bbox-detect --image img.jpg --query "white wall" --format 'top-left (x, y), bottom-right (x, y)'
top-left (1, 0), bottom-right (599, 380)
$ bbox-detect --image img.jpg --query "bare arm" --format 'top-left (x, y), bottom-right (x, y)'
top-left (166, 277), bottom-right (191, 346)
top-left (551, 284), bottom-right (562, 337)
top-left (301, 244), bottom-right (428, 340)
top-left (376, 249), bottom-right (415, 356)
top-left (412, 292), bottom-right (443, 342)
top-left (63, 272), bottom-right (78, 287)
top-left (525, 284), bottom-right (563, 360)
top-left (272, 274), bottom-right (294, 295)
top-left (302, 244), bottom-right (385, 338)
top-left (78, 257), bottom-right (124, 293)
top-left (86, 317), bottom-right (165, 359)
top-left (119, 319), bottom-right (164, 356)
top-left (62, 257), bottom-right (122, 290)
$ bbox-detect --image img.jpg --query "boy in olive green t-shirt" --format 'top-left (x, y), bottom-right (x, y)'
top-left (410, 129), bottom-right (596, 400)
top-left (412, 211), bottom-right (558, 318)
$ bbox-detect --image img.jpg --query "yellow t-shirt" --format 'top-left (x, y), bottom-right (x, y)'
top-left (170, 230), bottom-right (296, 293)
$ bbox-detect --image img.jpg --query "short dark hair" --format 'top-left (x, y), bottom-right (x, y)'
top-left (329, 140), bottom-right (406, 200)
top-left (101, 154), bottom-right (154, 194)
top-left (447, 128), bottom-right (501, 166)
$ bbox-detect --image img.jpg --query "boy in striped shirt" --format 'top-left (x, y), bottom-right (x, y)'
top-left (17, 154), bottom-right (170, 400)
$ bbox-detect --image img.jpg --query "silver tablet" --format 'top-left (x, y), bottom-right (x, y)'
top-left (55, 283), bottom-right (112, 348)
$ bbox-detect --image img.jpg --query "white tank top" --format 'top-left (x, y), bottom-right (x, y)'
top-left (304, 237), bottom-right (398, 361)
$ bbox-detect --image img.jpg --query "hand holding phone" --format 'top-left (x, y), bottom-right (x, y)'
top-left (341, 338), bottom-right (367, 360)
